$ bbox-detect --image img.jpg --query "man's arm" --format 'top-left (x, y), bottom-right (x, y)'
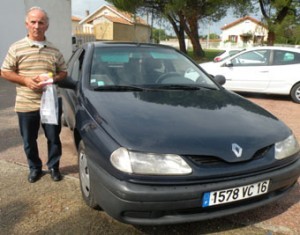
top-left (1, 70), bottom-right (40, 90)
top-left (53, 71), bottom-right (67, 83)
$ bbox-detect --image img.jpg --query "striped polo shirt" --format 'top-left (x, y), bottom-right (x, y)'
top-left (1, 37), bottom-right (67, 112)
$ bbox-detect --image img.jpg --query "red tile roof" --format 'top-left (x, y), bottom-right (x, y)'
top-left (99, 15), bottom-right (133, 25)
top-left (72, 16), bottom-right (82, 22)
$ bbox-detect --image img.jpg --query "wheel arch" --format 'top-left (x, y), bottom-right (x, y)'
top-left (74, 128), bottom-right (82, 151)
top-left (290, 82), bottom-right (300, 103)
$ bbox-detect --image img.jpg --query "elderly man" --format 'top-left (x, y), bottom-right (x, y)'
top-left (1, 7), bottom-right (67, 182)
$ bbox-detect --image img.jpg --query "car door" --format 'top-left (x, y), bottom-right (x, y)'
top-left (61, 48), bottom-right (84, 129)
top-left (265, 49), bottom-right (300, 94)
top-left (219, 49), bottom-right (272, 92)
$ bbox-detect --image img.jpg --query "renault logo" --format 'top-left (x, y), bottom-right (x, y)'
top-left (232, 143), bottom-right (243, 158)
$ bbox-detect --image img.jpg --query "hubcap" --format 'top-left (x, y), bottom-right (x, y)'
top-left (79, 151), bottom-right (90, 198)
top-left (296, 87), bottom-right (300, 101)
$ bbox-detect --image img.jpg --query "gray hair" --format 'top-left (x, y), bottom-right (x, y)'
top-left (26, 6), bottom-right (49, 25)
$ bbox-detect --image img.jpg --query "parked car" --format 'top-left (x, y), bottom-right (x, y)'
top-left (201, 46), bottom-right (300, 103)
top-left (213, 49), bottom-right (243, 62)
top-left (59, 42), bottom-right (300, 225)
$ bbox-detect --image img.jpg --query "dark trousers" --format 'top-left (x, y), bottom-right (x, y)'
top-left (17, 99), bottom-right (62, 172)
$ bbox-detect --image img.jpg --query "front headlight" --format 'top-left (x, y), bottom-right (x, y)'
top-left (110, 147), bottom-right (192, 175)
top-left (275, 134), bottom-right (300, 160)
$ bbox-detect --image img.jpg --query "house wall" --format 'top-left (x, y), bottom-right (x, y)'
top-left (80, 5), bottom-right (150, 43)
top-left (113, 24), bottom-right (134, 41)
top-left (134, 25), bottom-right (151, 43)
top-left (0, 0), bottom-right (26, 65)
top-left (72, 21), bottom-right (81, 33)
top-left (94, 18), bottom-right (113, 40)
top-left (113, 23), bottom-right (150, 43)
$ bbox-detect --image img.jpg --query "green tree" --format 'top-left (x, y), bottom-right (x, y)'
top-left (274, 18), bottom-right (300, 44)
top-left (227, 0), bottom-right (300, 45)
top-left (207, 33), bottom-right (220, 39)
top-left (106, 0), bottom-right (239, 59)
top-left (106, 0), bottom-right (188, 54)
top-left (152, 28), bottom-right (168, 43)
top-left (257, 0), bottom-right (300, 45)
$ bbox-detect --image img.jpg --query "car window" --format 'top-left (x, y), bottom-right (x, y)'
top-left (68, 49), bottom-right (84, 82)
top-left (273, 50), bottom-right (300, 65)
top-left (90, 46), bottom-right (217, 88)
top-left (231, 50), bottom-right (269, 66)
top-left (214, 49), bottom-right (242, 62)
top-left (229, 50), bottom-right (241, 56)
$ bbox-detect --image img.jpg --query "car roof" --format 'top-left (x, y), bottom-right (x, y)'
top-left (240, 46), bottom-right (300, 52)
top-left (88, 41), bottom-right (178, 50)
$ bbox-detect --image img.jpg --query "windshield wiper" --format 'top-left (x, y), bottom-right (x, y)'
top-left (154, 84), bottom-right (216, 90)
top-left (93, 84), bottom-right (217, 91)
top-left (93, 85), bottom-right (145, 91)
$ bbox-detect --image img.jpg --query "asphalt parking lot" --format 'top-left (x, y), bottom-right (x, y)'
top-left (0, 78), bottom-right (299, 235)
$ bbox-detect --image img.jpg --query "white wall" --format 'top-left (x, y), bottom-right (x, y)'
top-left (0, 0), bottom-right (72, 66)
top-left (0, 0), bottom-right (26, 65)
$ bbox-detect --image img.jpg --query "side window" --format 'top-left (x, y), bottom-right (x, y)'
top-left (68, 49), bottom-right (84, 82)
top-left (231, 50), bottom-right (269, 66)
top-left (273, 50), bottom-right (300, 65)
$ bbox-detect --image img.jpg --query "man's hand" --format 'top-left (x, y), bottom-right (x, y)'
top-left (24, 76), bottom-right (41, 90)
top-left (37, 73), bottom-right (53, 88)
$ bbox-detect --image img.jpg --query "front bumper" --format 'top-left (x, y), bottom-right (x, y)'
top-left (89, 158), bottom-right (300, 225)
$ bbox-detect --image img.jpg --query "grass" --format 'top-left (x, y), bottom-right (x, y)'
top-left (187, 48), bottom-right (223, 63)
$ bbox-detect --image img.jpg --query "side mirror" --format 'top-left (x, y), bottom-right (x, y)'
top-left (213, 75), bottom-right (226, 86)
top-left (57, 76), bottom-right (78, 89)
top-left (224, 61), bottom-right (233, 67)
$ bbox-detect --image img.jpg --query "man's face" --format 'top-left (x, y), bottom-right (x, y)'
top-left (26, 9), bottom-right (48, 41)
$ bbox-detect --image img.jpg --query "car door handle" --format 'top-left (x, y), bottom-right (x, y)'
top-left (259, 71), bottom-right (269, 73)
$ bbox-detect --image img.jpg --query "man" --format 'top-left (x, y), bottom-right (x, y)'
top-left (1, 7), bottom-right (67, 183)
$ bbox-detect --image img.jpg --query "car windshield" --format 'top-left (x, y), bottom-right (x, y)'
top-left (89, 46), bottom-right (217, 90)
top-left (214, 49), bottom-right (242, 62)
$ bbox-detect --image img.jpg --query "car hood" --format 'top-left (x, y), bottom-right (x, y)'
top-left (200, 61), bottom-right (221, 75)
top-left (83, 89), bottom-right (290, 162)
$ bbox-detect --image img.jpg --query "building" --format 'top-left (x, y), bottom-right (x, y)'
top-left (220, 16), bottom-right (268, 48)
top-left (72, 15), bottom-right (82, 33)
top-left (72, 15), bottom-right (95, 51)
top-left (78, 5), bottom-right (151, 43)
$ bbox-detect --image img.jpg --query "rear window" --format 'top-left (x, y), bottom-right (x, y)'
top-left (273, 50), bottom-right (300, 65)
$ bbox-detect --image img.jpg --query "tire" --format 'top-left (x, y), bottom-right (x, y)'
top-left (78, 140), bottom-right (100, 209)
top-left (291, 83), bottom-right (300, 103)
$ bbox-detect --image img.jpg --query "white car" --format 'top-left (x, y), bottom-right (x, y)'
top-left (200, 46), bottom-right (300, 103)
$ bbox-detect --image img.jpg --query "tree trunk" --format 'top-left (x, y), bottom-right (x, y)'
top-left (267, 31), bottom-right (275, 46)
top-left (178, 13), bottom-right (187, 54)
top-left (177, 30), bottom-right (187, 53)
top-left (184, 15), bottom-right (205, 59)
top-left (166, 14), bottom-right (187, 54)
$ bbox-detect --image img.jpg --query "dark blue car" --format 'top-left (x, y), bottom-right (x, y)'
top-left (59, 42), bottom-right (300, 225)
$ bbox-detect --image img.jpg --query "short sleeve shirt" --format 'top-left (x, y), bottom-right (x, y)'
top-left (1, 37), bottom-right (67, 112)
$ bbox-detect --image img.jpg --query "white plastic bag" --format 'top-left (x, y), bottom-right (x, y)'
top-left (40, 84), bottom-right (59, 125)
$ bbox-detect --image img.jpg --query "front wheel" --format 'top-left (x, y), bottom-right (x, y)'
top-left (78, 140), bottom-right (100, 209)
top-left (291, 83), bottom-right (300, 103)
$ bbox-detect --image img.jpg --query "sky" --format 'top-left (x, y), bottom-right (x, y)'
top-left (71, 0), bottom-right (243, 35)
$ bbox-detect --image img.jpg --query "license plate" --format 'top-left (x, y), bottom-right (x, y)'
top-left (202, 180), bottom-right (269, 207)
